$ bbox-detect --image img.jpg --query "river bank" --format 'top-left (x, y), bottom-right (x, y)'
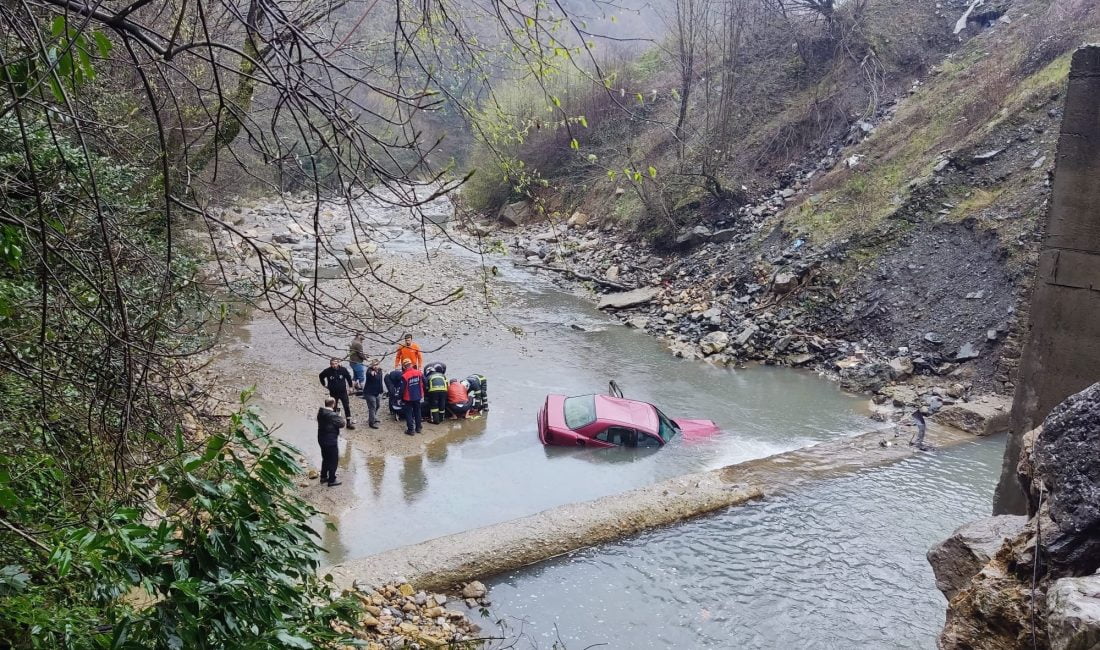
top-left (456, 206), bottom-right (1013, 432)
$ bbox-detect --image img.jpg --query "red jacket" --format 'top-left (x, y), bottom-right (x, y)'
top-left (447, 381), bottom-right (469, 405)
top-left (401, 368), bottom-right (425, 401)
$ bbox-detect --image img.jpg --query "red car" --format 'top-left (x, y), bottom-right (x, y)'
top-left (537, 393), bottom-right (720, 448)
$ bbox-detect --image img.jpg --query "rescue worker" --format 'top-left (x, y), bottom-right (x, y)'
top-left (384, 367), bottom-right (405, 421)
top-left (394, 333), bottom-right (423, 370)
top-left (362, 359), bottom-right (384, 429)
top-left (424, 366), bottom-right (449, 424)
top-left (446, 378), bottom-right (471, 419)
top-left (423, 361), bottom-right (447, 376)
top-left (319, 358), bottom-right (355, 429)
top-left (400, 359), bottom-right (425, 435)
top-left (348, 333), bottom-right (366, 394)
top-left (316, 397), bottom-right (344, 486)
top-left (909, 410), bottom-right (928, 449)
top-left (464, 373), bottom-right (488, 413)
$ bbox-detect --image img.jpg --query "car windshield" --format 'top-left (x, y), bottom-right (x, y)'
top-left (655, 408), bottom-right (680, 442)
top-left (563, 395), bottom-right (597, 430)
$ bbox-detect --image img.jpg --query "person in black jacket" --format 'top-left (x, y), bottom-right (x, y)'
top-left (384, 367), bottom-right (405, 421)
top-left (319, 357), bottom-right (356, 429)
top-left (316, 397), bottom-right (345, 486)
top-left (362, 359), bottom-right (385, 429)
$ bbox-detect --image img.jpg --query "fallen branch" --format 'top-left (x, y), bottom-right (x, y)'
top-left (516, 263), bottom-right (634, 291)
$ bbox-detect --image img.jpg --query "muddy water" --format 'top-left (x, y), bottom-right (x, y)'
top-left (479, 435), bottom-right (1004, 649)
top-left (227, 222), bottom-right (870, 563)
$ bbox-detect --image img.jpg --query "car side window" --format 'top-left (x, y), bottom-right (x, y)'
top-left (595, 427), bottom-right (661, 447)
top-left (595, 427), bottom-right (635, 446)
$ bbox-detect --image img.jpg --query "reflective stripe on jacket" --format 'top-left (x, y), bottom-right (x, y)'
top-left (426, 372), bottom-right (448, 393)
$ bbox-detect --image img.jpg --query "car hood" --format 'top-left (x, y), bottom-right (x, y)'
top-left (672, 418), bottom-right (720, 438)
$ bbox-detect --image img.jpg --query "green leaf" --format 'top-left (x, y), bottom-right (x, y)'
top-left (648, 166), bottom-right (657, 178)
top-left (569, 138), bottom-right (579, 150)
top-left (275, 632), bottom-right (313, 648)
top-left (93, 31), bottom-right (112, 57)
top-left (0, 565), bottom-right (31, 596)
top-left (577, 115), bottom-right (588, 128)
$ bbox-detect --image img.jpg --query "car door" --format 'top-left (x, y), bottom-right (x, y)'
top-left (594, 426), bottom-right (634, 446)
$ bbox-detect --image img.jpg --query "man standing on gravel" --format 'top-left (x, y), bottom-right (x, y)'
top-left (394, 333), bottom-right (423, 370)
top-left (316, 397), bottom-right (344, 487)
top-left (319, 357), bottom-right (356, 429)
top-left (400, 359), bottom-right (424, 435)
top-left (362, 359), bottom-right (385, 429)
top-left (348, 333), bottom-right (367, 394)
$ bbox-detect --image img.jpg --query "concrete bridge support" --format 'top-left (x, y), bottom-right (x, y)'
top-left (994, 45), bottom-right (1100, 514)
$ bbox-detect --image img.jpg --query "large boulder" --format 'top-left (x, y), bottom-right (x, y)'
top-left (1046, 575), bottom-right (1100, 650)
top-left (597, 286), bottom-right (661, 310)
top-left (1033, 382), bottom-right (1100, 575)
top-left (498, 201), bottom-right (535, 226)
top-left (888, 356), bottom-right (913, 378)
top-left (934, 382), bottom-right (1100, 649)
top-left (928, 515), bottom-right (1027, 600)
top-left (772, 272), bottom-right (798, 294)
top-left (567, 211), bottom-right (590, 228)
top-left (699, 331), bottom-right (730, 355)
top-left (674, 225), bottom-right (711, 248)
top-left (933, 394), bottom-right (1011, 436)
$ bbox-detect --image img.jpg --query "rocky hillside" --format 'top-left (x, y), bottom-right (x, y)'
top-left (460, 0), bottom-right (1100, 419)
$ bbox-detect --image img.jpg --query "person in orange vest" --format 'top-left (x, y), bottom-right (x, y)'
top-left (394, 333), bottom-right (423, 370)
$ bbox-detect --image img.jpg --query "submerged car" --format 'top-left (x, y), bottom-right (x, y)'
top-left (537, 393), bottom-right (719, 448)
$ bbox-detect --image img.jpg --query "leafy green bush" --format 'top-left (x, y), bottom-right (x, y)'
top-left (0, 390), bottom-right (359, 649)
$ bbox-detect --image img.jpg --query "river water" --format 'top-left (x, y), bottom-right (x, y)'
top-left (477, 435), bottom-right (1004, 649)
top-left (237, 219), bottom-right (872, 562)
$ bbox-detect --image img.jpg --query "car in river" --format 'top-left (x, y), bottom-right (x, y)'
top-left (537, 393), bottom-right (719, 448)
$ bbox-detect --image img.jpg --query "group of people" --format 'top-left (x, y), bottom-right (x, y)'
top-left (314, 333), bottom-right (488, 486)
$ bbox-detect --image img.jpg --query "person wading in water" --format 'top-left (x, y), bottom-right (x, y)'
top-left (316, 397), bottom-right (345, 486)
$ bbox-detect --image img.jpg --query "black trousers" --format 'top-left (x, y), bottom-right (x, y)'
top-left (330, 390), bottom-right (351, 418)
top-left (427, 391), bottom-right (447, 424)
top-left (319, 444), bottom-right (339, 483)
top-left (404, 399), bottom-right (422, 432)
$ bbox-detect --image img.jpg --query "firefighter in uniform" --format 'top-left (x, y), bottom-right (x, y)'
top-left (464, 374), bottom-right (488, 414)
top-left (425, 366), bottom-right (449, 424)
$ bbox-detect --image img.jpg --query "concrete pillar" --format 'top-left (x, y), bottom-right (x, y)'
top-left (994, 45), bottom-right (1100, 514)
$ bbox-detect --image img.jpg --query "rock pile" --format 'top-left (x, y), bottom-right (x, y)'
top-left (332, 579), bottom-right (490, 648)
top-left (931, 382), bottom-right (1100, 649)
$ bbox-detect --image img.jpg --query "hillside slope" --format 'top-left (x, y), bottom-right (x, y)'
top-left (463, 0), bottom-right (1100, 415)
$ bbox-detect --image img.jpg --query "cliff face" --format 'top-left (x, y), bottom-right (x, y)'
top-left (930, 382), bottom-right (1100, 649)
top-left (994, 44), bottom-right (1100, 515)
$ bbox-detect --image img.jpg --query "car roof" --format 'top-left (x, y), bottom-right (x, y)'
top-left (593, 394), bottom-right (658, 432)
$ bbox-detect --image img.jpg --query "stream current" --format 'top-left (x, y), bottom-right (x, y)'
top-left (479, 435), bottom-right (1004, 648)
